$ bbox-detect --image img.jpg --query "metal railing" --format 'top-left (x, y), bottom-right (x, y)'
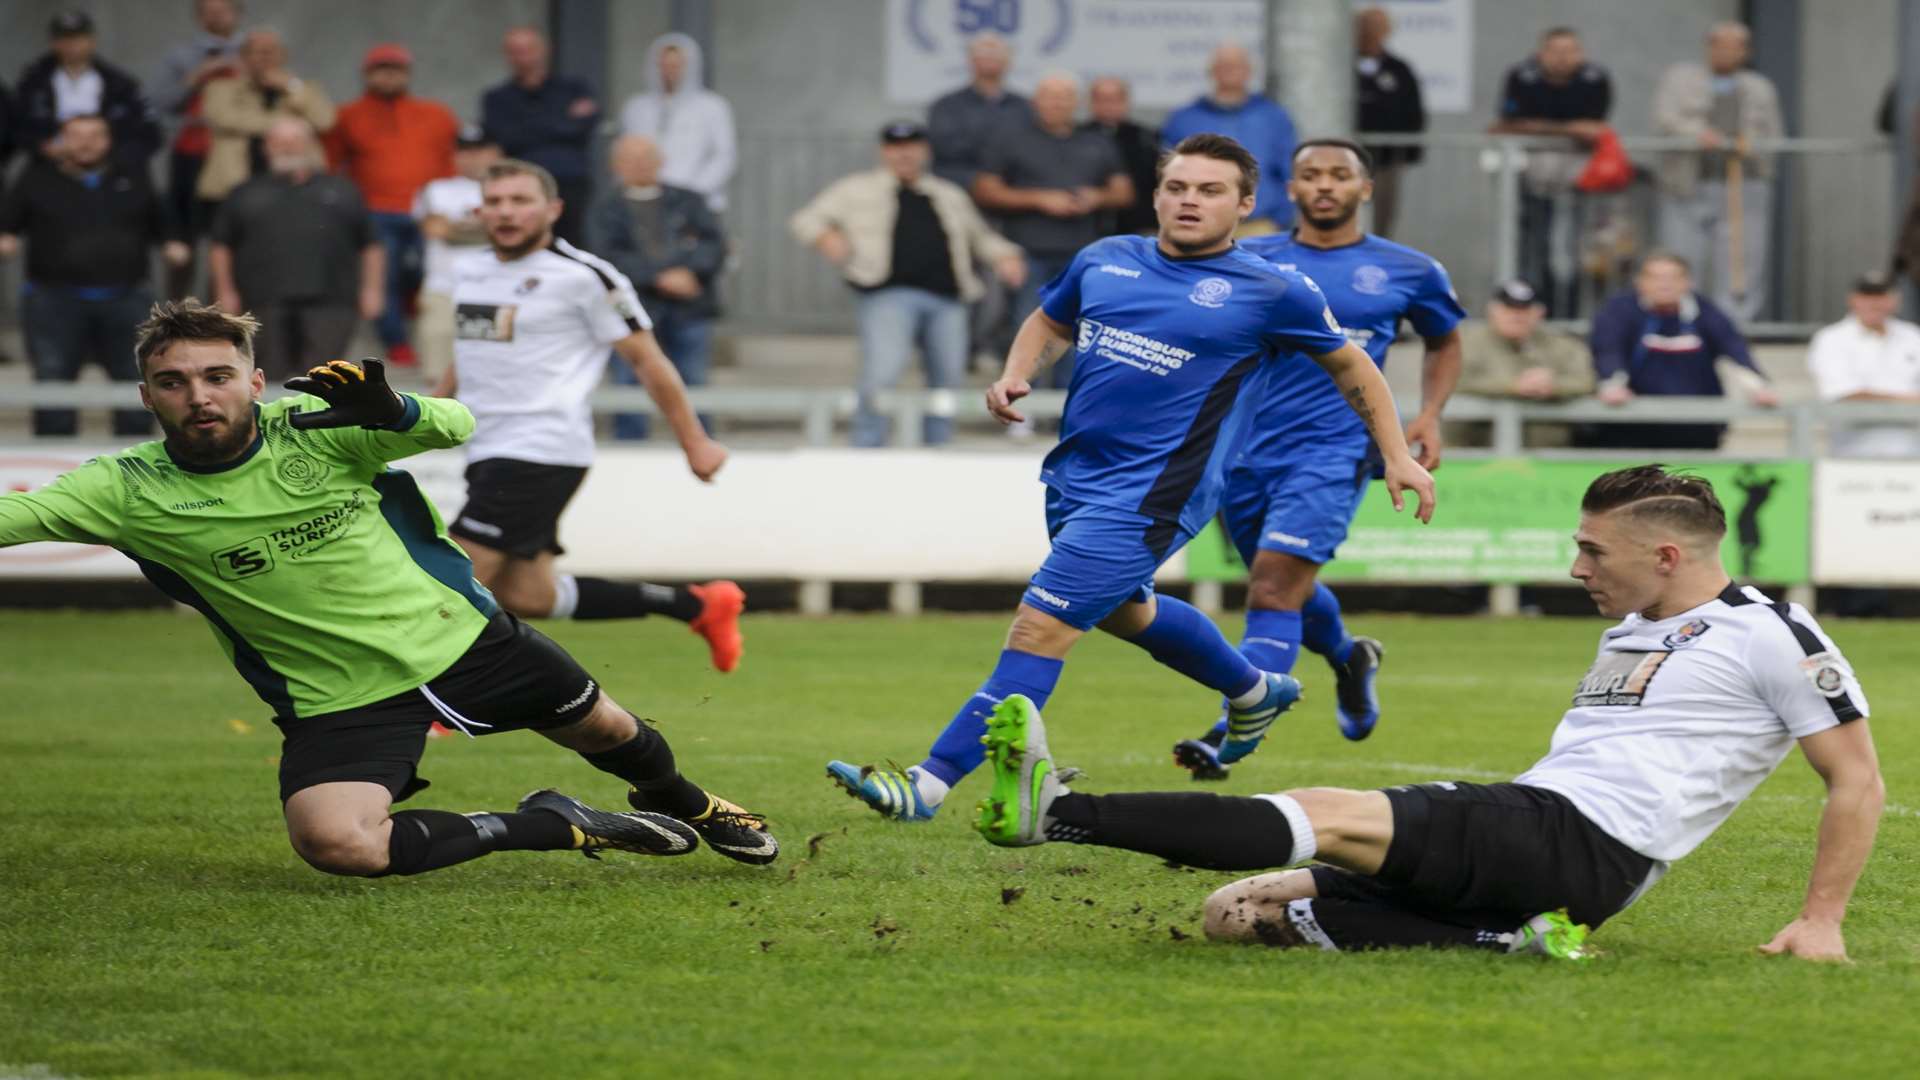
top-left (4, 385), bottom-right (1914, 457)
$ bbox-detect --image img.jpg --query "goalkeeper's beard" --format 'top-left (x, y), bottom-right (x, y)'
top-left (158, 405), bottom-right (259, 466)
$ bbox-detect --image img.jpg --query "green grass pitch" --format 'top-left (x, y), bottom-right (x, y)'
top-left (2, 609), bottom-right (1915, 1078)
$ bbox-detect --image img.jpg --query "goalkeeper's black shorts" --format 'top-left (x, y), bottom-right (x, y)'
top-left (273, 612), bottom-right (601, 802)
top-left (1309, 781), bottom-right (1658, 929)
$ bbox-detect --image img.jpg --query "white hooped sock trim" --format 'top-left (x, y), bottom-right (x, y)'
top-left (907, 766), bottom-right (950, 809)
top-left (550, 574), bottom-right (580, 620)
top-left (1254, 792), bottom-right (1318, 865)
top-left (1228, 674), bottom-right (1269, 710)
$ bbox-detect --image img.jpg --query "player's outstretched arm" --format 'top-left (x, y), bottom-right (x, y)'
top-left (987, 310), bottom-right (1072, 425)
top-left (614, 329), bottom-right (728, 482)
top-left (1311, 341), bottom-right (1435, 522)
top-left (1761, 721), bottom-right (1885, 963)
top-left (0, 458), bottom-right (125, 549)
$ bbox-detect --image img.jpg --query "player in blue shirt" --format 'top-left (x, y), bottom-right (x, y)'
top-left (827, 133), bottom-right (1436, 822)
top-left (1175, 138), bottom-right (1465, 781)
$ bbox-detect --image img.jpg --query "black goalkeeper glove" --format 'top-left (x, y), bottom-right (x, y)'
top-left (284, 358), bottom-right (407, 430)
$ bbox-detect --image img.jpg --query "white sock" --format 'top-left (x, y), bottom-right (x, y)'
top-left (1254, 792), bottom-right (1318, 865)
top-left (1228, 674), bottom-right (1271, 710)
top-left (549, 574), bottom-right (579, 619)
top-left (907, 766), bottom-right (950, 808)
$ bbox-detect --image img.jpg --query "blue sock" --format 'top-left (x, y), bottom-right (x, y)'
top-left (1301, 583), bottom-right (1355, 664)
top-left (1125, 595), bottom-right (1263, 699)
top-left (921, 649), bottom-right (1063, 786)
top-left (1207, 607), bottom-right (1304, 739)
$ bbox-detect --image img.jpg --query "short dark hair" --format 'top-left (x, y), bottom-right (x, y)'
top-left (134, 299), bottom-right (261, 376)
top-left (1542, 26), bottom-right (1579, 42)
top-left (1157, 132), bottom-right (1258, 198)
top-left (482, 158), bottom-right (559, 200)
top-left (1581, 464), bottom-right (1726, 541)
top-left (1291, 137), bottom-right (1374, 177)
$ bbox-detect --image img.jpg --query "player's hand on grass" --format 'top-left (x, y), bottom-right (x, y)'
top-left (987, 377), bottom-right (1030, 425)
top-left (1759, 916), bottom-right (1850, 964)
top-left (1384, 454), bottom-right (1436, 524)
top-left (284, 358), bottom-right (407, 430)
top-left (683, 436), bottom-right (729, 483)
top-left (1404, 412), bottom-right (1444, 471)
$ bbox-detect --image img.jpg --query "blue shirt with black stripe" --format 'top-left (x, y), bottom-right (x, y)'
top-left (1036, 235), bottom-right (1349, 536)
top-left (1237, 233), bottom-right (1465, 468)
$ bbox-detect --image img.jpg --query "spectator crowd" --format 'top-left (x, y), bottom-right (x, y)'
top-left (0, 5), bottom-right (1912, 460)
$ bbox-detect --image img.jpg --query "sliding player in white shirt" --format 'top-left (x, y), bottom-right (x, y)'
top-left (973, 465), bottom-right (1883, 961)
top-left (436, 159), bottom-right (745, 673)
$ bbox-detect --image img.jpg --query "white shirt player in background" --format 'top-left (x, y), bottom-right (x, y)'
top-left (412, 128), bottom-right (500, 384)
top-left (434, 160), bottom-right (746, 673)
top-left (980, 465), bottom-right (1883, 962)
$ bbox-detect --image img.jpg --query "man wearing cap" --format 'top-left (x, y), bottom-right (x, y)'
top-left (1450, 278), bottom-right (1595, 448)
top-left (326, 45), bottom-right (461, 368)
top-left (13, 10), bottom-right (161, 170)
top-left (413, 127), bottom-right (501, 383)
top-left (791, 122), bottom-right (1026, 446)
top-left (1807, 271), bottom-right (1920, 458)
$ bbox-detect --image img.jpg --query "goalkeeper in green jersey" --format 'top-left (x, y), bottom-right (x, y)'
top-left (0, 301), bottom-right (778, 875)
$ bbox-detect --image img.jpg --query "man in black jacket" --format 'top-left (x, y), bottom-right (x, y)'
top-left (13, 11), bottom-right (161, 171)
top-left (588, 134), bottom-right (726, 440)
top-left (0, 114), bottom-right (187, 437)
top-left (1354, 7), bottom-right (1425, 238)
top-left (1082, 77), bottom-right (1159, 236)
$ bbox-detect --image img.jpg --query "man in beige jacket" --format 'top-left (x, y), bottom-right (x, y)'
top-left (792, 122), bottom-right (1025, 446)
top-left (1653, 22), bottom-right (1782, 325)
top-left (198, 28), bottom-right (334, 205)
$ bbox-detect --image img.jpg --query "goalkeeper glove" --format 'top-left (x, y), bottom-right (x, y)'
top-left (284, 358), bottom-right (407, 430)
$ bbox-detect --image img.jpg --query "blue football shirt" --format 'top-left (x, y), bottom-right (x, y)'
top-left (1036, 234), bottom-right (1349, 535)
top-left (1236, 233), bottom-right (1465, 467)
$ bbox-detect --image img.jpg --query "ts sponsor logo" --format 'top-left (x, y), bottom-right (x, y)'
top-left (1098, 264), bottom-right (1141, 278)
top-left (212, 538), bottom-right (274, 581)
top-left (1026, 586), bottom-right (1071, 610)
top-left (1189, 277), bottom-right (1233, 308)
top-left (1081, 322), bottom-right (1195, 377)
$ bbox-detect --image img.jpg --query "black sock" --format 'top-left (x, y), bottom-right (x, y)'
top-left (580, 716), bottom-right (710, 818)
top-left (573, 579), bottom-right (703, 623)
top-left (380, 808), bottom-right (577, 876)
top-left (1044, 792), bottom-right (1296, 870)
top-left (1281, 897), bottom-right (1512, 953)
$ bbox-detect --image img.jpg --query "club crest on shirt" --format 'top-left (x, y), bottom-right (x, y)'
top-left (513, 276), bottom-right (542, 296)
top-left (1189, 277), bottom-right (1232, 308)
top-left (455, 302), bottom-right (516, 342)
top-left (275, 451), bottom-right (330, 493)
top-left (1661, 619), bottom-right (1712, 649)
top-left (1799, 651), bottom-right (1850, 698)
top-left (1352, 264), bottom-right (1390, 295)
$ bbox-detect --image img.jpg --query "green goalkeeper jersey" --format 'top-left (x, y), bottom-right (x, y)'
top-left (0, 394), bottom-right (498, 719)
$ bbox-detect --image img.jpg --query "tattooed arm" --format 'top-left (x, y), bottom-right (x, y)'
top-left (1312, 341), bottom-right (1437, 522)
top-left (986, 310), bottom-right (1074, 425)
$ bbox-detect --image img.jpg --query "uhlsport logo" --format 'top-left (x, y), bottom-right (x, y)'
top-left (1026, 586), bottom-right (1071, 611)
top-left (1352, 264), bottom-right (1390, 295)
top-left (1189, 277), bottom-right (1233, 308)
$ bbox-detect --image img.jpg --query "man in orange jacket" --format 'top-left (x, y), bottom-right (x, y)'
top-left (326, 44), bottom-right (459, 367)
